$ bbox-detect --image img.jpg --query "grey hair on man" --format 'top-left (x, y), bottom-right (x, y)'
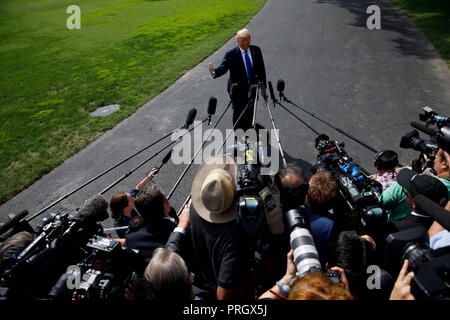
top-left (143, 247), bottom-right (193, 301)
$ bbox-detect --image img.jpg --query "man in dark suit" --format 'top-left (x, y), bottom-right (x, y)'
top-left (209, 28), bottom-right (266, 130)
top-left (124, 184), bottom-right (176, 263)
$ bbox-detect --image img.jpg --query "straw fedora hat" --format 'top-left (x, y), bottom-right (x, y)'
top-left (191, 154), bottom-right (238, 223)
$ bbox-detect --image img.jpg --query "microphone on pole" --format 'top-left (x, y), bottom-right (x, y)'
top-left (277, 79), bottom-right (285, 101)
top-left (184, 108), bottom-right (197, 129)
top-left (207, 97), bottom-right (217, 125)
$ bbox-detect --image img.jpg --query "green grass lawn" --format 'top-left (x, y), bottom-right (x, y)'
top-left (389, 0), bottom-right (450, 67)
top-left (0, 0), bottom-right (265, 203)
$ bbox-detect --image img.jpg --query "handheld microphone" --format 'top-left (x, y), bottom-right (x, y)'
top-left (184, 108), bottom-right (197, 129)
top-left (277, 79), bottom-right (285, 101)
top-left (268, 81), bottom-right (276, 105)
top-left (207, 97), bottom-right (217, 125)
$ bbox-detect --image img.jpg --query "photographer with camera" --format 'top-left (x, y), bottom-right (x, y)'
top-left (327, 230), bottom-right (396, 300)
top-left (392, 169), bottom-right (448, 232)
top-left (383, 122), bottom-right (450, 223)
top-left (258, 249), bottom-right (353, 300)
top-left (279, 164), bottom-right (338, 266)
top-left (389, 259), bottom-right (416, 300)
top-left (257, 207), bottom-right (353, 300)
top-left (176, 154), bottom-right (280, 300)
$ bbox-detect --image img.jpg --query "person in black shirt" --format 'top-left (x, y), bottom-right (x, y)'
top-left (183, 154), bottom-right (254, 300)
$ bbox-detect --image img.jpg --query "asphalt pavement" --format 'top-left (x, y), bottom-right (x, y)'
top-left (1, 0), bottom-right (449, 231)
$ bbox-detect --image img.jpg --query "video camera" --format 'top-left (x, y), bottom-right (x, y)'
top-left (400, 106), bottom-right (450, 173)
top-left (385, 227), bottom-right (450, 300)
top-left (49, 235), bottom-right (145, 301)
top-left (0, 194), bottom-right (110, 300)
top-left (226, 130), bottom-right (285, 280)
top-left (312, 133), bottom-right (386, 238)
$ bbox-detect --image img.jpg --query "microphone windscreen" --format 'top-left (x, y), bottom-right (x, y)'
top-left (268, 81), bottom-right (276, 100)
top-left (207, 97), bottom-right (217, 115)
top-left (410, 121), bottom-right (439, 136)
top-left (414, 194), bottom-right (450, 231)
top-left (277, 79), bottom-right (285, 92)
top-left (186, 108), bottom-right (197, 126)
top-left (230, 83), bottom-right (239, 101)
top-left (248, 85), bottom-right (257, 100)
top-left (73, 194), bottom-right (109, 224)
top-left (0, 210), bottom-right (29, 235)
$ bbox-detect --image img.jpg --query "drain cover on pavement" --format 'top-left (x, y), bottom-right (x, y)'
top-left (90, 104), bottom-right (120, 117)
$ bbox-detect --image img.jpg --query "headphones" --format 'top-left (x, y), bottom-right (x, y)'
top-left (374, 150), bottom-right (399, 169)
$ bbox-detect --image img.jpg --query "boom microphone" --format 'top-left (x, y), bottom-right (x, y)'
top-left (184, 108), bottom-right (197, 129)
top-left (62, 194), bottom-right (109, 237)
top-left (0, 210), bottom-right (29, 239)
top-left (277, 79), bottom-right (285, 101)
top-left (207, 97), bottom-right (217, 125)
top-left (414, 194), bottom-right (450, 231)
top-left (411, 121), bottom-right (439, 136)
top-left (72, 194), bottom-right (109, 225)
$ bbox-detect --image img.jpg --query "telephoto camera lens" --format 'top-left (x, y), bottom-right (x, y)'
top-left (284, 208), bottom-right (322, 278)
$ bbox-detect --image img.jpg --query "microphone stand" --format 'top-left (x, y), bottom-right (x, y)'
top-left (264, 96), bottom-right (287, 167)
top-left (251, 85), bottom-right (260, 128)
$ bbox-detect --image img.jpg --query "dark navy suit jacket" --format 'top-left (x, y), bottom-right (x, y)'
top-left (213, 45), bottom-right (266, 99)
top-left (124, 218), bottom-right (176, 264)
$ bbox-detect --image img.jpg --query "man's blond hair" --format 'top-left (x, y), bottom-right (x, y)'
top-left (236, 28), bottom-right (250, 39)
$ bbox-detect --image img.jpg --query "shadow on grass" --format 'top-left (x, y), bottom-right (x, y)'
top-left (315, 0), bottom-right (446, 62)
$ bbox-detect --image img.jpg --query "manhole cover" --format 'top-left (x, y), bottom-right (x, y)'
top-left (90, 104), bottom-right (120, 117)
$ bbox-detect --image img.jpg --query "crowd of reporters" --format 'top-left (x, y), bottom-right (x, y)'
top-left (1, 122), bottom-right (450, 302)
